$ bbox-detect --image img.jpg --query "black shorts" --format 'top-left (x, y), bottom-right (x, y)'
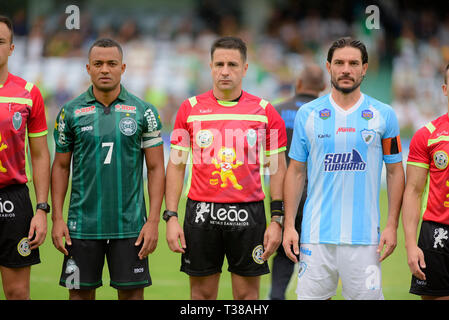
top-left (59, 237), bottom-right (151, 290)
top-left (410, 221), bottom-right (449, 296)
top-left (0, 184), bottom-right (40, 268)
top-left (181, 198), bottom-right (269, 277)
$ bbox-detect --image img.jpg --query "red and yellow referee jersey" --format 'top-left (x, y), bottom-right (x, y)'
top-left (171, 90), bottom-right (287, 203)
top-left (0, 73), bottom-right (48, 188)
top-left (408, 113), bottom-right (449, 225)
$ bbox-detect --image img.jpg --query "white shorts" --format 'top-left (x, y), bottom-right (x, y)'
top-left (296, 244), bottom-right (384, 300)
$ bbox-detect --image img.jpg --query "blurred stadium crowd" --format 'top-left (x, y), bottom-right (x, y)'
top-left (4, 0), bottom-right (449, 139)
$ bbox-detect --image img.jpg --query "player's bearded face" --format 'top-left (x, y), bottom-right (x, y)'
top-left (87, 46), bottom-right (125, 92)
top-left (328, 47), bottom-right (367, 95)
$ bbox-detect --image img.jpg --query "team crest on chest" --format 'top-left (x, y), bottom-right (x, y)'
top-left (119, 117), bottom-right (137, 136)
top-left (246, 129), bottom-right (257, 147)
top-left (361, 129), bottom-right (376, 145)
top-left (12, 112), bottom-right (22, 130)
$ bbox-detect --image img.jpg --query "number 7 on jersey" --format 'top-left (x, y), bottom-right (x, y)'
top-left (102, 142), bottom-right (114, 164)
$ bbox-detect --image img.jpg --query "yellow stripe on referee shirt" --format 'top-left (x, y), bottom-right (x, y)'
top-left (186, 114), bottom-right (268, 123)
top-left (427, 135), bottom-right (449, 146)
top-left (0, 97), bottom-right (33, 106)
top-left (406, 161), bottom-right (429, 169)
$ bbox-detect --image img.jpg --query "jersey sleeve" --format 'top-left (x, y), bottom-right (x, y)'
top-left (265, 102), bottom-right (287, 155)
top-left (407, 125), bottom-right (431, 169)
top-left (142, 104), bottom-right (163, 148)
top-left (53, 106), bottom-right (74, 153)
top-left (382, 107), bottom-right (402, 164)
top-left (170, 99), bottom-right (191, 152)
top-left (27, 84), bottom-right (48, 137)
top-left (289, 107), bottom-right (309, 163)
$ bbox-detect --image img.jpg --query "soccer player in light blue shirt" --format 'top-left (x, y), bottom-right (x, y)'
top-left (282, 38), bottom-right (405, 300)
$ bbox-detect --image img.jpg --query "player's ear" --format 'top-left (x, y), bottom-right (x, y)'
top-left (362, 63), bottom-right (368, 76)
top-left (121, 63), bottom-right (126, 74)
top-left (443, 84), bottom-right (448, 97)
top-left (326, 61), bottom-right (331, 74)
top-left (242, 62), bottom-right (248, 76)
top-left (8, 43), bottom-right (14, 56)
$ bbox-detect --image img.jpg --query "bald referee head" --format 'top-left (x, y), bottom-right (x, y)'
top-left (294, 64), bottom-right (325, 96)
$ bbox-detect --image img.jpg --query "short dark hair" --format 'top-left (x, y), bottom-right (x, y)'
top-left (327, 37), bottom-right (368, 64)
top-left (445, 63), bottom-right (449, 85)
top-left (88, 38), bottom-right (123, 59)
top-left (210, 36), bottom-right (247, 62)
top-left (0, 15), bottom-right (14, 43)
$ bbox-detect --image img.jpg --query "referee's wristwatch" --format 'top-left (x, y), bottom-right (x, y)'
top-left (162, 209), bottom-right (178, 222)
top-left (36, 202), bottom-right (50, 213)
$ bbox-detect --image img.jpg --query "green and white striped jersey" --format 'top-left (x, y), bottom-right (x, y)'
top-left (54, 85), bottom-right (163, 239)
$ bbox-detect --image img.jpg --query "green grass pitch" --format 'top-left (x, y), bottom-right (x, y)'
top-left (0, 183), bottom-right (419, 300)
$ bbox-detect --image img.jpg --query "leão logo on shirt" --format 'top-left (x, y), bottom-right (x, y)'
top-left (324, 149), bottom-right (367, 172)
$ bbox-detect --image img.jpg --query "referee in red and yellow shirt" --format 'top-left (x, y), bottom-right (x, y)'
top-left (0, 15), bottom-right (50, 300)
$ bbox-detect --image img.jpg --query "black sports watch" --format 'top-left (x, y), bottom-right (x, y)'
top-left (36, 202), bottom-right (50, 213)
top-left (162, 209), bottom-right (178, 222)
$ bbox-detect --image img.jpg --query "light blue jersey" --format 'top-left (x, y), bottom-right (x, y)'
top-left (289, 93), bottom-right (402, 245)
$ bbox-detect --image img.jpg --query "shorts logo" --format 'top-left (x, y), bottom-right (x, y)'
top-left (252, 245), bottom-right (264, 264)
top-left (17, 238), bottom-right (31, 257)
top-left (195, 130), bottom-right (214, 148)
top-left (361, 109), bottom-right (373, 120)
top-left (324, 149), bottom-right (367, 172)
top-left (119, 117), bottom-right (137, 136)
top-left (365, 265), bottom-right (381, 290)
top-left (65, 258), bottom-right (78, 274)
top-left (319, 108), bottom-right (331, 120)
top-left (133, 267), bottom-right (144, 274)
top-left (361, 129), bottom-right (376, 145)
top-left (195, 202), bottom-right (210, 223)
top-left (210, 206), bottom-right (249, 227)
top-left (12, 112), bottom-right (22, 130)
top-left (298, 261), bottom-right (307, 278)
top-left (434, 150), bottom-right (448, 170)
top-left (433, 227), bottom-right (448, 248)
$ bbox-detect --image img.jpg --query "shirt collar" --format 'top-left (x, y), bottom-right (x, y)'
top-left (85, 84), bottom-right (128, 103)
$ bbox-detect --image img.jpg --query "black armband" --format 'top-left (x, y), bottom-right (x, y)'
top-left (270, 200), bottom-right (284, 217)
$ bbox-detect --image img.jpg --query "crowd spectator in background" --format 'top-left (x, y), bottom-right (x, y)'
top-left (4, 2), bottom-right (449, 139)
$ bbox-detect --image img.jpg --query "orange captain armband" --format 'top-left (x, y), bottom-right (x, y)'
top-left (382, 135), bottom-right (402, 155)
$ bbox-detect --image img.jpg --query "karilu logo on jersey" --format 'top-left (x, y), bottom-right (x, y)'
top-left (324, 149), bottom-right (366, 172)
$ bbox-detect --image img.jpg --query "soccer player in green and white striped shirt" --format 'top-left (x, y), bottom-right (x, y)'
top-left (51, 38), bottom-right (165, 300)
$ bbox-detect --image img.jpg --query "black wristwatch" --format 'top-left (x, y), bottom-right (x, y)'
top-left (36, 202), bottom-right (50, 213)
top-left (162, 209), bottom-right (178, 222)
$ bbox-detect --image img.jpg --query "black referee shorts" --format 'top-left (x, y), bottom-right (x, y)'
top-left (0, 184), bottom-right (40, 268)
top-left (410, 220), bottom-right (449, 297)
top-left (181, 198), bottom-right (269, 277)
